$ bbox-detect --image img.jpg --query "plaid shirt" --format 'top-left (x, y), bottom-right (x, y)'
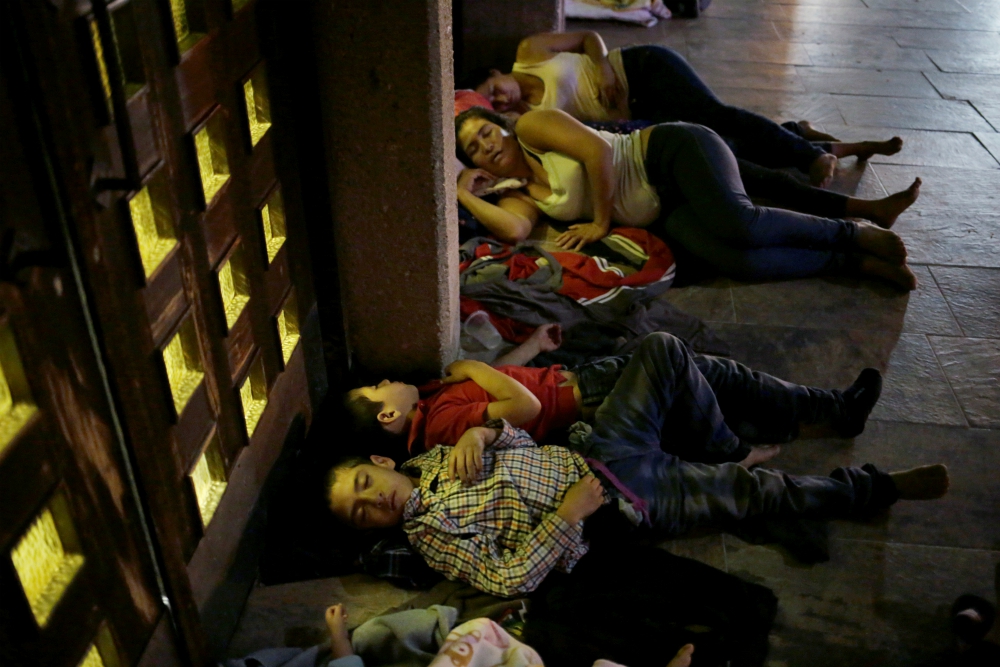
top-left (401, 419), bottom-right (592, 598)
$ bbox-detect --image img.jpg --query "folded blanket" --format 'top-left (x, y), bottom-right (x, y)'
top-left (565, 0), bottom-right (671, 26)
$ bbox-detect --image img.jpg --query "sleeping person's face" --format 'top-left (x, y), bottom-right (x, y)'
top-left (327, 457), bottom-right (415, 530)
top-left (458, 117), bottom-right (516, 176)
top-left (475, 71), bottom-right (521, 112)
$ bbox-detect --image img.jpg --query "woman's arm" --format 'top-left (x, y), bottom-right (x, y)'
top-left (515, 110), bottom-right (615, 250)
top-left (516, 31), bottom-right (608, 66)
top-left (457, 169), bottom-right (541, 243)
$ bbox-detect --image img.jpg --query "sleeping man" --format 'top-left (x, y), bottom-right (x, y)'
top-left (328, 333), bottom-right (950, 598)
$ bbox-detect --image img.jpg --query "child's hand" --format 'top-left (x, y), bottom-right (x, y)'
top-left (442, 359), bottom-right (487, 384)
top-left (528, 323), bottom-right (562, 353)
top-left (325, 604), bottom-right (353, 659)
top-left (667, 644), bottom-right (694, 667)
top-left (448, 427), bottom-right (493, 484)
top-left (556, 474), bottom-right (605, 524)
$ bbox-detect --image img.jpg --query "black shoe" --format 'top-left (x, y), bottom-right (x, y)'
top-left (836, 368), bottom-right (882, 438)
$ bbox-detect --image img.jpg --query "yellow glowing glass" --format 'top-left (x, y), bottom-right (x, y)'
top-left (194, 117), bottom-right (230, 205)
top-left (128, 184), bottom-right (177, 278)
top-left (243, 72), bottom-right (271, 147)
top-left (169, 0), bottom-right (202, 52)
top-left (232, 0), bottom-right (252, 12)
top-left (219, 246), bottom-right (250, 329)
top-left (11, 496), bottom-right (84, 627)
top-left (191, 433), bottom-right (227, 528)
top-left (240, 356), bottom-right (267, 437)
top-left (89, 19), bottom-right (113, 116)
top-left (261, 188), bottom-right (286, 263)
top-left (163, 318), bottom-right (204, 417)
top-left (0, 324), bottom-right (38, 455)
top-left (79, 625), bottom-right (120, 667)
top-left (79, 644), bottom-right (105, 667)
top-left (277, 292), bottom-right (300, 365)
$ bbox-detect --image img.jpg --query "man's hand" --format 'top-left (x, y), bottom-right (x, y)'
top-left (448, 427), bottom-right (497, 484)
top-left (528, 323), bottom-right (562, 353)
top-left (555, 221), bottom-right (610, 251)
top-left (556, 474), bottom-right (605, 524)
top-left (442, 359), bottom-right (489, 385)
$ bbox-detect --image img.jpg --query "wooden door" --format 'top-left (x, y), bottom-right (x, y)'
top-left (1, 0), bottom-right (325, 664)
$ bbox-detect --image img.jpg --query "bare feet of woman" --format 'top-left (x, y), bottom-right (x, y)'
top-left (797, 120), bottom-right (840, 143)
top-left (325, 604), bottom-right (354, 659)
top-left (890, 464), bottom-right (950, 500)
top-left (857, 222), bottom-right (908, 263)
top-left (667, 644), bottom-right (695, 667)
top-left (810, 153), bottom-right (838, 188)
top-left (739, 445), bottom-right (781, 467)
top-left (830, 137), bottom-right (904, 161)
top-left (859, 255), bottom-right (918, 291)
top-left (847, 178), bottom-right (921, 229)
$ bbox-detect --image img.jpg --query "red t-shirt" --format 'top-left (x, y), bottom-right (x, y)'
top-left (407, 365), bottom-right (580, 453)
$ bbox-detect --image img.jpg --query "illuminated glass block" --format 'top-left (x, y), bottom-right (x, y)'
top-left (163, 317), bottom-right (204, 417)
top-left (78, 624), bottom-right (120, 667)
top-left (194, 114), bottom-right (230, 205)
top-left (190, 432), bottom-right (227, 528)
top-left (239, 355), bottom-right (267, 438)
top-left (261, 188), bottom-right (286, 263)
top-left (170, 0), bottom-right (203, 53)
top-left (232, 0), bottom-right (252, 12)
top-left (0, 323), bottom-right (37, 455)
top-left (11, 494), bottom-right (84, 627)
top-left (218, 244), bottom-right (250, 329)
top-left (128, 177), bottom-right (177, 278)
top-left (243, 65), bottom-right (271, 147)
top-left (79, 644), bottom-right (105, 667)
top-left (277, 291), bottom-right (300, 365)
top-left (89, 19), bottom-right (113, 116)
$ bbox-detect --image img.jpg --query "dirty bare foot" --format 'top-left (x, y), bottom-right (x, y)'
top-left (859, 255), bottom-right (918, 291)
top-left (739, 445), bottom-right (781, 467)
top-left (667, 644), bottom-right (695, 667)
top-left (848, 178), bottom-right (921, 229)
top-left (810, 153), bottom-right (838, 187)
top-left (797, 120), bottom-right (840, 142)
top-left (830, 137), bottom-right (904, 160)
top-left (857, 222), bottom-right (907, 263)
top-left (890, 464), bottom-right (950, 500)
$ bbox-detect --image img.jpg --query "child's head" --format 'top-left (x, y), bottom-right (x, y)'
top-left (325, 453), bottom-right (414, 530)
top-left (344, 380), bottom-right (419, 437)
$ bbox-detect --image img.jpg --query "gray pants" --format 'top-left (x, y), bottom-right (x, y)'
top-left (569, 333), bottom-right (897, 535)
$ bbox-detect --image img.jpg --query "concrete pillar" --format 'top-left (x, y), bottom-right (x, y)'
top-left (456, 0), bottom-right (564, 80)
top-left (312, 0), bottom-right (459, 376)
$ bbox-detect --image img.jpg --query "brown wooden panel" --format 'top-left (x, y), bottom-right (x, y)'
top-left (226, 312), bottom-right (255, 384)
top-left (127, 87), bottom-right (160, 177)
top-left (172, 381), bottom-right (215, 474)
top-left (203, 192), bottom-right (236, 267)
top-left (144, 250), bottom-right (187, 347)
top-left (264, 244), bottom-right (290, 315)
top-left (225, 4), bottom-right (260, 68)
top-left (175, 36), bottom-right (216, 130)
top-left (248, 131), bottom-right (275, 201)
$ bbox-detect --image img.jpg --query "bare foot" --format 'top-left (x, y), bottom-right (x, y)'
top-left (848, 178), bottom-right (921, 229)
top-left (856, 222), bottom-right (907, 263)
top-left (810, 153), bottom-right (838, 187)
top-left (797, 120), bottom-right (840, 143)
top-left (325, 604), bottom-right (353, 659)
top-left (830, 137), bottom-right (904, 160)
top-left (890, 464), bottom-right (950, 500)
top-left (859, 255), bottom-right (918, 291)
top-left (739, 445), bottom-right (781, 467)
top-left (667, 644), bottom-right (695, 667)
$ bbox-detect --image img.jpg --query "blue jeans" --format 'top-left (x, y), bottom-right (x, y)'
top-left (569, 333), bottom-right (897, 536)
top-left (644, 123), bottom-right (860, 280)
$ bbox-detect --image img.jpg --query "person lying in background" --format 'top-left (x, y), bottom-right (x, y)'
top-left (455, 107), bottom-right (918, 290)
top-left (346, 330), bottom-right (885, 468)
top-left (463, 30), bottom-right (902, 188)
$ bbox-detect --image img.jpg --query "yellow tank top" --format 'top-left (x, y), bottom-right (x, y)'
top-left (511, 50), bottom-right (629, 123)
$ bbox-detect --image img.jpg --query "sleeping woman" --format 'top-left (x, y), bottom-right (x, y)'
top-left (455, 107), bottom-right (918, 290)
top-left (463, 31), bottom-right (904, 188)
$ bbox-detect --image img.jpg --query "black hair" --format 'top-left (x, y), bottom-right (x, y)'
top-left (454, 107), bottom-right (515, 168)
top-left (324, 454), bottom-right (370, 520)
top-left (343, 389), bottom-right (384, 436)
top-left (457, 66), bottom-right (497, 92)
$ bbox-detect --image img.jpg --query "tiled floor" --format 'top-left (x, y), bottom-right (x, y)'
top-left (588, 2), bottom-right (1000, 664)
top-left (228, 3), bottom-right (1000, 665)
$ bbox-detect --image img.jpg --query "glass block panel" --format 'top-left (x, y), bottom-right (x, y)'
top-left (163, 317), bottom-right (204, 417)
top-left (128, 175), bottom-right (177, 278)
top-left (79, 644), bottom-right (105, 667)
top-left (194, 113), bottom-right (230, 205)
top-left (277, 291), bottom-right (300, 366)
top-left (79, 624), bottom-right (120, 667)
top-left (11, 493), bottom-right (84, 627)
top-left (239, 355), bottom-right (267, 438)
top-left (190, 432), bottom-right (227, 528)
top-left (88, 19), bottom-right (114, 116)
top-left (0, 323), bottom-right (38, 455)
top-left (218, 244), bottom-right (250, 329)
top-left (243, 65), bottom-right (271, 147)
top-left (261, 188), bottom-right (286, 264)
top-left (169, 0), bottom-right (204, 53)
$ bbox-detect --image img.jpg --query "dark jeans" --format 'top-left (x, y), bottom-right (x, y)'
top-left (622, 44), bottom-right (826, 173)
top-left (569, 333), bottom-right (898, 536)
top-left (645, 122), bottom-right (860, 280)
top-left (738, 159), bottom-right (849, 218)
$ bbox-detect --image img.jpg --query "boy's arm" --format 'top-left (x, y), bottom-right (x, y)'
top-left (443, 359), bottom-right (541, 427)
top-left (491, 323), bottom-right (562, 367)
top-left (447, 420), bottom-right (535, 483)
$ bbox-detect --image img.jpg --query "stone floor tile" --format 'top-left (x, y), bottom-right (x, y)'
top-left (925, 71), bottom-right (1000, 104)
top-left (657, 534), bottom-right (728, 571)
top-left (802, 41), bottom-right (937, 71)
top-left (678, 16), bottom-right (786, 42)
top-left (686, 38), bottom-right (813, 66)
top-left (929, 266), bottom-right (1000, 338)
top-left (835, 95), bottom-right (994, 132)
top-left (929, 336), bottom-right (1000, 428)
top-left (977, 130), bottom-right (1000, 163)
top-left (820, 125), bottom-right (1000, 169)
top-left (927, 50), bottom-right (1000, 75)
top-left (869, 333), bottom-right (967, 426)
top-left (769, 5), bottom-right (990, 30)
top-left (661, 278), bottom-right (736, 323)
top-left (891, 27), bottom-right (1000, 51)
top-left (714, 87), bottom-right (848, 125)
top-left (901, 265), bottom-right (963, 336)
top-left (725, 537), bottom-right (1000, 667)
top-left (776, 21), bottom-right (909, 46)
top-left (686, 57), bottom-right (806, 92)
top-left (894, 214), bottom-right (1000, 267)
top-left (797, 66), bottom-right (942, 98)
top-left (972, 100), bottom-right (1000, 131)
top-left (862, 0), bottom-right (970, 12)
top-left (874, 164), bottom-right (1000, 216)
